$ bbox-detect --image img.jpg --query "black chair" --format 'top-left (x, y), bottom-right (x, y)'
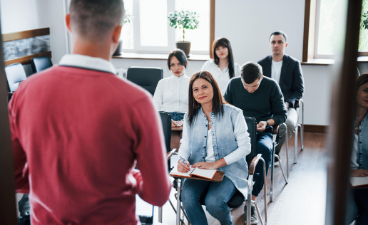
top-left (158, 111), bottom-right (178, 223)
top-left (159, 111), bottom-right (174, 170)
top-left (5, 63), bottom-right (27, 101)
top-left (126, 67), bottom-right (163, 95)
top-left (31, 55), bottom-right (53, 73)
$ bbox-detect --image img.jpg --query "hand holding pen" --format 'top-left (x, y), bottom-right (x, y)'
top-left (178, 156), bottom-right (191, 173)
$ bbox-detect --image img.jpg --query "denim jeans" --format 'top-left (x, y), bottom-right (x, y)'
top-left (181, 176), bottom-right (237, 225)
top-left (168, 112), bottom-right (185, 121)
top-left (252, 127), bottom-right (273, 196)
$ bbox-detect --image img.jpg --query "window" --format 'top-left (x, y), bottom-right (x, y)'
top-left (304, 0), bottom-right (368, 60)
top-left (120, 0), bottom-right (210, 55)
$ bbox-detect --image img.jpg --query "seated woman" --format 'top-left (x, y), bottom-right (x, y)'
top-left (178, 71), bottom-right (251, 225)
top-left (153, 49), bottom-right (190, 127)
top-left (346, 73), bottom-right (368, 225)
top-left (201, 37), bottom-right (241, 94)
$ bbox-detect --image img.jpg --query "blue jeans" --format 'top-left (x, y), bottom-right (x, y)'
top-left (181, 176), bottom-right (237, 225)
top-left (168, 112), bottom-right (184, 121)
top-left (252, 127), bottom-right (273, 196)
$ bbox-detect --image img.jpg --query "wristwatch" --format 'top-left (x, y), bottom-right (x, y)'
top-left (266, 120), bottom-right (270, 128)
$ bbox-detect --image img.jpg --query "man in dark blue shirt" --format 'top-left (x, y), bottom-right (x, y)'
top-left (224, 62), bottom-right (287, 224)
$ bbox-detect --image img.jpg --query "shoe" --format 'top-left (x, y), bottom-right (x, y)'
top-left (274, 155), bottom-right (280, 166)
top-left (245, 203), bottom-right (259, 224)
top-left (250, 204), bottom-right (259, 224)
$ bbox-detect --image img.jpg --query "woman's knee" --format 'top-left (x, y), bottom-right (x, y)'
top-left (205, 195), bottom-right (228, 215)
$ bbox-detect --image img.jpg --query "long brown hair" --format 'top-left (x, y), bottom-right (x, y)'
top-left (212, 37), bottom-right (235, 79)
top-left (188, 71), bottom-right (225, 126)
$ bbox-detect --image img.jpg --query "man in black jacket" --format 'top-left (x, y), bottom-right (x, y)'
top-left (258, 31), bottom-right (304, 159)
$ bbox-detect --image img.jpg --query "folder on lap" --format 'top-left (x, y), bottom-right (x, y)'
top-left (170, 166), bottom-right (218, 180)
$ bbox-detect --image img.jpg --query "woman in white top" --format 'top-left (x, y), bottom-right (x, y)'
top-left (153, 49), bottom-right (190, 127)
top-left (201, 37), bottom-right (241, 94)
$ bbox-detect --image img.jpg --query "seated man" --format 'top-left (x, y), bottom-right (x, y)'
top-left (224, 62), bottom-right (287, 224)
top-left (258, 31), bottom-right (304, 160)
top-left (9, 0), bottom-right (171, 224)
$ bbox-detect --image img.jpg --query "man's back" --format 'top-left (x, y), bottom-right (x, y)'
top-left (9, 65), bottom-right (171, 225)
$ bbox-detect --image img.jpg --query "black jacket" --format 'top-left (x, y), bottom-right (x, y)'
top-left (258, 54), bottom-right (304, 108)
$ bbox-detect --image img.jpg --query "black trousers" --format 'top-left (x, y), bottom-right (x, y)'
top-left (353, 188), bottom-right (368, 225)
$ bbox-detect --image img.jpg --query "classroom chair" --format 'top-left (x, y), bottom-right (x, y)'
top-left (127, 66), bottom-right (163, 95)
top-left (31, 55), bottom-right (53, 73)
top-left (166, 116), bottom-right (269, 225)
top-left (5, 63), bottom-right (27, 101)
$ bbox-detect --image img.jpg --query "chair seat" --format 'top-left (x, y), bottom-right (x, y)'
top-left (199, 190), bottom-right (244, 209)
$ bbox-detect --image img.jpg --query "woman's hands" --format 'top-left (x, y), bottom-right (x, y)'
top-left (178, 159), bottom-right (191, 173)
top-left (192, 162), bottom-right (218, 170)
top-left (171, 119), bottom-right (184, 128)
top-left (351, 169), bottom-right (368, 177)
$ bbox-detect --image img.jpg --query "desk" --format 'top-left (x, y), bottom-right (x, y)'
top-left (170, 171), bottom-right (225, 225)
top-left (171, 126), bottom-right (183, 151)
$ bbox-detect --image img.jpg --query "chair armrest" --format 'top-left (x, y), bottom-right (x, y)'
top-left (167, 148), bottom-right (177, 161)
top-left (273, 124), bottom-right (280, 135)
top-left (249, 154), bottom-right (263, 175)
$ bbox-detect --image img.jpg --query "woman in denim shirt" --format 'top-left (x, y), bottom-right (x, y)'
top-left (347, 73), bottom-right (368, 225)
top-left (178, 71), bottom-right (251, 225)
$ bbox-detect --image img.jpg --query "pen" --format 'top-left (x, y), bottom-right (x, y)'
top-left (179, 156), bottom-right (189, 166)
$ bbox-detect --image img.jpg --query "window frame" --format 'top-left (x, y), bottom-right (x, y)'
top-left (303, 0), bottom-right (368, 62)
top-left (121, 0), bottom-right (214, 56)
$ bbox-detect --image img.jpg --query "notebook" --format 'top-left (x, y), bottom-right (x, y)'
top-left (350, 176), bottom-right (368, 187)
top-left (170, 166), bottom-right (218, 180)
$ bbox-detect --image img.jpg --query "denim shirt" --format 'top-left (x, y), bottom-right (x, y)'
top-left (354, 113), bottom-right (368, 170)
top-left (182, 104), bottom-right (251, 199)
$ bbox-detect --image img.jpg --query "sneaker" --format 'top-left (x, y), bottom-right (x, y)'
top-left (274, 155), bottom-right (280, 166)
top-left (250, 204), bottom-right (259, 224)
top-left (245, 203), bottom-right (259, 224)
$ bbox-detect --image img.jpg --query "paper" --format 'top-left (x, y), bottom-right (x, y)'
top-left (170, 166), bottom-right (217, 180)
top-left (350, 176), bottom-right (368, 187)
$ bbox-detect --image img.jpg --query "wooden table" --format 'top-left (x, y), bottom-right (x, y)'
top-left (169, 171), bottom-right (225, 225)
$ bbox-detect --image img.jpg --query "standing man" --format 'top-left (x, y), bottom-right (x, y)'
top-left (258, 31), bottom-right (304, 160)
top-left (9, 0), bottom-right (171, 224)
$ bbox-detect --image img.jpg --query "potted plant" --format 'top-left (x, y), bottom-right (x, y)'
top-left (113, 13), bottom-right (134, 56)
top-left (168, 10), bottom-right (199, 57)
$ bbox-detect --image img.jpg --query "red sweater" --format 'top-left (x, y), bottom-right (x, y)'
top-left (8, 66), bottom-right (171, 225)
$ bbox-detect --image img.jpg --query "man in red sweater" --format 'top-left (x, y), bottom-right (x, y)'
top-left (8, 0), bottom-right (171, 224)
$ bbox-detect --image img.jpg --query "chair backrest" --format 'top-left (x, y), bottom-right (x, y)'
top-left (244, 116), bottom-right (257, 165)
top-left (126, 66), bottom-right (163, 95)
top-left (31, 55), bottom-right (53, 73)
top-left (159, 112), bottom-right (172, 153)
top-left (5, 63), bottom-right (27, 93)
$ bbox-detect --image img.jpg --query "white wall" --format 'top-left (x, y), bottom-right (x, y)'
top-left (3, 0), bottom-right (363, 126)
top-left (1, 0), bottom-right (68, 64)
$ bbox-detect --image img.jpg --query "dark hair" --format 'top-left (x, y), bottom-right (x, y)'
top-left (167, 49), bottom-right (188, 70)
top-left (213, 37), bottom-right (235, 79)
top-left (241, 62), bottom-right (263, 84)
top-left (356, 73), bottom-right (368, 94)
top-left (70, 0), bottom-right (124, 41)
top-left (188, 71), bottom-right (226, 125)
top-left (269, 31), bottom-right (288, 42)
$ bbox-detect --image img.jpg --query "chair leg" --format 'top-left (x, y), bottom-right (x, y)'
top-left (294, 126), bottom-right (298, 164)
top-left (300, 99), bottom-right (304, 151)
top-left (246, 175), bottom-right (253, 225)
top-left (275, 155), bottom-right (288, 184)
top-left (270, 144), bottom-right (275, 202)
top-left (158, 207), bottom-right (163, 222)
top-left (284, 123), bottom-right (289, 178)
top-left (254, 202), bottom-right (264, 225)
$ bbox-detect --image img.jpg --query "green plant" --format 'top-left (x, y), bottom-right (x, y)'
top-left (124, 13), bottom-right (134, 25)
top-left (168, 10), bottom-right (199, 42)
